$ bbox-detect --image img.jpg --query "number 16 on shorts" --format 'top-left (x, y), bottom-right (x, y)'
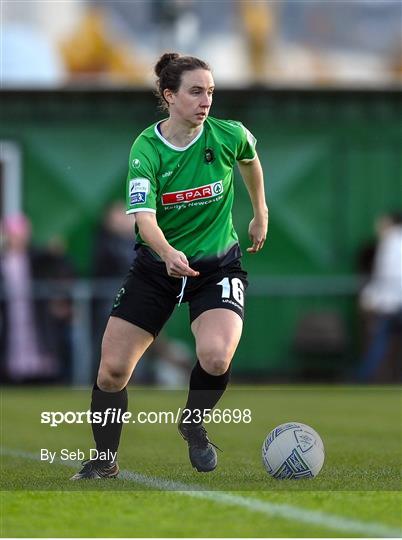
top-left (217, 277), bottom-right (245, 307)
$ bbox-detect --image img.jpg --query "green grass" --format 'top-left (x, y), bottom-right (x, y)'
top-left (2, 491), bottom-right (401, 538)
top-left (1, 385), bottom-right (401, 537)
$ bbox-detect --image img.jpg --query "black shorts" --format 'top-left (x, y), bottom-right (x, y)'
top-left (110, 254), bottom-right (248, 337)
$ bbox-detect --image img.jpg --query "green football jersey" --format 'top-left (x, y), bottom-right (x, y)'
top-left (126, 116), bottom-right (256, 264)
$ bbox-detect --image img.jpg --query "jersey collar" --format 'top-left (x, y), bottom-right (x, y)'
top-left (154, 120), bottom-right (204, 151)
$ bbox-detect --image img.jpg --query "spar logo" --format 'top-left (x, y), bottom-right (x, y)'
top-left (162, 181), bottom-right (223, 206)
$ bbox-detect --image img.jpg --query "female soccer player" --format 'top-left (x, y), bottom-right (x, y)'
top-left (72, 52), bottom-right (268, 479)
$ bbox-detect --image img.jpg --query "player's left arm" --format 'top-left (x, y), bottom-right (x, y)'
top-left (237, 153), bottom-right (268, 253)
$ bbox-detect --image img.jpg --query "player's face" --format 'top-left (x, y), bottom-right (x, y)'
top-left (171, 69), bottom-right (214, 127)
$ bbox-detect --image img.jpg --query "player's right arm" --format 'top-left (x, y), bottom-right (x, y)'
top-left (134, 212), bottom-right (199, 278)
top-left (126, 136), bottom-right (198, 278)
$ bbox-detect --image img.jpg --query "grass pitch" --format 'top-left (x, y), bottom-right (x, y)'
top-left (1, 385), bottom-right (401, 537)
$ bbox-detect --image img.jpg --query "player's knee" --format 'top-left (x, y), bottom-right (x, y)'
top-left (97, 368), bottom-right (127, 392)
top-left (197, 344), bottom-right (232, 375)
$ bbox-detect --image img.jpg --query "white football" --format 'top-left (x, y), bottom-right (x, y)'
top-left (262, 422), bottom-right (325, 479)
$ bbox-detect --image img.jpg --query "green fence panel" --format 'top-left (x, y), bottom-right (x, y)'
top-left (1, 89), bottom-right (401, 375)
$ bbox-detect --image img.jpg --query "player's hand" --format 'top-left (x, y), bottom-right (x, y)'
top-left (162, 248), bottom-right (199, 278)
top-left (247, 216), bottom-right (268, 253)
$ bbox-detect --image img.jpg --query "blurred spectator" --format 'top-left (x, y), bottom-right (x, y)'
top-left (35, 236), bottom-right (76, 382)
top-left (152, 0), bottom-right (200, 54)
top-left (93, 201), bottom-right (136, 280)
top-left (240, 0), bottom-right (275, 84)
top-left (60, 6), bottom-right (148, 84)
top-left (0, 214), bottom-right (75, 382)
top-left (293, 310), bottom-right (348, 381)
top-left (91, 201), bottom-right (136, 364)
top-left (358, 212), bottom-right (402, 382)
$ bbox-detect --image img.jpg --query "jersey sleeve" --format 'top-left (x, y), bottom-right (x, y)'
top-left (126, 137), bottom-right (159, 214)
top-left (234, 121), bottom-right (257, 163)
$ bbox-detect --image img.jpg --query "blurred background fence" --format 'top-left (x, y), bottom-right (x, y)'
top-left (1, 0), bottom-right (401, 385)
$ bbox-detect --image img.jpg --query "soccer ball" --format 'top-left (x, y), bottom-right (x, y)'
top-left (262, 422), bottom-right (324, 479)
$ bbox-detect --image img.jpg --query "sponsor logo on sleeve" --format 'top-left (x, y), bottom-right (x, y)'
top-left (132, 158), bottom-right (141, 168)
top-left (161, 180), bottom-right (223, 206)
top-left (129, 178), bottom-right (150, 205)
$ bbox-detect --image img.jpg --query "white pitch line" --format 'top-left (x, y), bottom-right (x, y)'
top-left (2, 447), bottom-right (401, 538)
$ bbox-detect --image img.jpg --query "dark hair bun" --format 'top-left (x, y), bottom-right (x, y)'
top-left (155, 52), bottom-right (180, 77)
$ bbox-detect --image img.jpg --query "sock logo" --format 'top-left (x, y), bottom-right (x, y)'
top-left (113, 287), bottom-right (125, 308)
